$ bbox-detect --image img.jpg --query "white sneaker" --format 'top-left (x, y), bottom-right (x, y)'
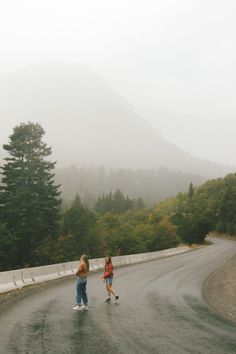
top-left (83, 305), bottom-right (89, 311)
top-left (73, 305), bottom-right (83, 311)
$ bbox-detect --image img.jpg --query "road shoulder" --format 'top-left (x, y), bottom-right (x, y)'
top-left (203, 254), bottom-right (236, 323)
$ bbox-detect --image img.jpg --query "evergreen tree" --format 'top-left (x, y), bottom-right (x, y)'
top-left (113, 189), bottom-right (127, 213)
top-left (188, 182), bottom-right (194, 199)
top-left (62, 195), bottom-right (96, 241)
top-left (0, 223), bottom-right (18, 270)
top-left (0, 122), bottom-right (61, 268)
top-left (217, 183), bottom-right (236, 235)
top-left (95, 192), bottom-right (113, 214)
top-left (134, 197), bottom-right (145, 209)
top-left (95, 189), bottom-right (134, 214)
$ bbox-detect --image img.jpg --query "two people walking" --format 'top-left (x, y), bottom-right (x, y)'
top-left (73, 255), bottom-right (119, 311)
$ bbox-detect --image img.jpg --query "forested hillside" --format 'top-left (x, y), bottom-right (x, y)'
top-left (0, 122), bottom-right (235, 271)
top-left (55, 166), bottom-right (205, 206)
top-left (156, 174), bottom-right (236, 244)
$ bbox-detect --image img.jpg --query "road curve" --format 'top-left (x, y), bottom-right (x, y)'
top-left (0, 237), bottom-right (236, 354)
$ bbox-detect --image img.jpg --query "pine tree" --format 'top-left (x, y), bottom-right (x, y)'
top-left (217, 183), bottom-right (236, 235)
top-left (188, 182), bottom-right (194, 199)
top-left (0, 122), bottom-right (61, 268)
top-left (0, 223), bottom-right (18, 271)
top-left (62, 195), bottom-right (95, 239)
top-left (134, 197), bottom-right (145, 209)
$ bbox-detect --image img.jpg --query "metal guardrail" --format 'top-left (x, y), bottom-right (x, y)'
top-left (0, 246), bottom-right (190, 294)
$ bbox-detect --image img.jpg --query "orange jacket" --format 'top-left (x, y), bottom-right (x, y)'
top-left (103, 263), bottom-right (113, 278)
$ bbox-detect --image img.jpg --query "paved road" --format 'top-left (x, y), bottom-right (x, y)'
top-left (1, 237), bottom-right (236, 354)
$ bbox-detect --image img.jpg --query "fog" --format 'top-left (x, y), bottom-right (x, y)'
top-left (1, 0), bottom-right (236, 166)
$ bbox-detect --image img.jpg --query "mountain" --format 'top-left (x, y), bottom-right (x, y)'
top-left (0, 62), bottom-right (233, 177)
top-left (140, 109), bottom-right (236, 167)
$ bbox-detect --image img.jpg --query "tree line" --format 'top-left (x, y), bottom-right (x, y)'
top-left (55, 165), bottom-right (205, 207)
top-left (0, 122), bottom-right (235, 271)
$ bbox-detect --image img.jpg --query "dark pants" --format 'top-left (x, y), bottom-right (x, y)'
top-left (76, 277), bottom-right (88, 305)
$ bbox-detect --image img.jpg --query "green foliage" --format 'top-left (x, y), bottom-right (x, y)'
top-left (0, 124), bottom-right (184, 271)
top-left (94, 189), bottom-right (138, 214)
top-left (33, 234), bottom-right (78, 265)
top-left (176, 214), bottom-right (211, 244)
top-left (0, 122), bottom-right (61, 268)
top-left (156, 173), bottom-right (236, 244)
top-left (3, 124), bottom-right (236, 270)
top-left (134, 197), bottom-right (145, 209)
top-left (0, 223), bottom-right (18, 271)
top-left (61, 195), bottom-right (96, 240)
top-left (151, 217), bottom-right (178, 250)
top-left (188, 182), bottom-right (194, 199)
top-left (216, 175), bottom-right (236, 235)
top-left (99, 209), bottom-right (179, 256)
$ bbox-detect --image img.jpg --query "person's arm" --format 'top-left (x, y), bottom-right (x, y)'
top-left (101, 264), bottom-right (106, 280)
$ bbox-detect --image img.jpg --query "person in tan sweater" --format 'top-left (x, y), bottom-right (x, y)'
top-left (73, 255), bottom-right (90, 311)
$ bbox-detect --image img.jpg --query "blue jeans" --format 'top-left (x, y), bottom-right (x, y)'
top-left (105, 276), bottom-right (113, 285)
top-left (76, 277), bottom-right (88, 305)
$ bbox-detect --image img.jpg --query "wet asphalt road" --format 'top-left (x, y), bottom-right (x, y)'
top-left (0, 237), bottom-right (236, 354)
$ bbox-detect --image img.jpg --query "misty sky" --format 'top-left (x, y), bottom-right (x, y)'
top-left (1, 0), bottom-right (236, 165)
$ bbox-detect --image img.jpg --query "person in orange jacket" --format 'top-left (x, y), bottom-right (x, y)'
top-left (101, 256), bottom-right (119, 303)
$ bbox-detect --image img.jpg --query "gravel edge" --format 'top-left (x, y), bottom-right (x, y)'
top-left (202, 254), bottom-right (236, 324)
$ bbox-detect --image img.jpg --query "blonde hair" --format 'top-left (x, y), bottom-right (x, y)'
top-left (81, 254), bottom-right (89, 271)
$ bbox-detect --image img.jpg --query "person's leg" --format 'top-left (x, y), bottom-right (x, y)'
top-left (108, 280), bottom-right (119, 302)
top-left (106, 283), bottom-right (111, 297)
top-left (73, 279), bottom-right (84, 310)
top-left (108, 284), bottom-right (116, 297)
top-left (104, 280), bottom-right (111, 302)
top-left (81, 281), bottom-right (88, 306)
top-left (76, 281), bottom-right (82, 305)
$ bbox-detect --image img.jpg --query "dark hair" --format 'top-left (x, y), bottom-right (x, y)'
top-left (105, 256), bottom-right (112, 263)
top-left (81, 255), bottom-right (89, 271)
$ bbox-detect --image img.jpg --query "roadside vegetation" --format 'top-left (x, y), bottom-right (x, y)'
top-left (0, 122), bottom-right (235, 271)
